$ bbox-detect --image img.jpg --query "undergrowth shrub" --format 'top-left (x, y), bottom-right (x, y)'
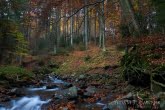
top-left (121, 49), bottom-right (150, 86)
top-left (151, 64), bottom-right (165, 91)
top-left (0, 66), bottom-right (33, 81)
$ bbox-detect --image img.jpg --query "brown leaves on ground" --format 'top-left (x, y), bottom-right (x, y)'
top-left (50, 43), bottom-right (123, 74)
top-left (48, 101), bottom-right (75, 110)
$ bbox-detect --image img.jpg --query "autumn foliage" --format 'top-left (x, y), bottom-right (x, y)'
top-left (124, 35), bottom-right (165, 65)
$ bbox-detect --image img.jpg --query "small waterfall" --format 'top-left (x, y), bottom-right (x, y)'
top-left (48, 76), bottom-right (64, 83)
top-left (27, 86), bottom-right (47, 91)
top-left (0, 107), bottom-right (5, 110)
top-left (0, 76), bottom-right (65, 110)
top-left (0, 96), bottom-right (51, 110)
top-left (96, 102), bottom-right (106, 106)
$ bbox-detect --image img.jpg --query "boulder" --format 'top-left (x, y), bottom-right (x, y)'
top-left (121, 92), bottom-right (134, 100)
top-left (9, 88), bottom-right (25, 97)
top-left (79, 74), bottom-right (86, 80)
top-left (54, 86), bottom-right (78, 100)
top-left (0, 95), bottom-right (10, 102)
top-left (160, 100), bottom-right (165, 110)
top-left (67, 86), bottom-right (78, 98)
top-left (103, 100), bottom-right (127, 110)
top-left (62, 83), bottom-right (73, 89)
top-left (86, 86), bottom-right (97, 94)
top-left (84, 86), bottom-right (97, 97)
top-left (62, 107), bottom-right (68, 110)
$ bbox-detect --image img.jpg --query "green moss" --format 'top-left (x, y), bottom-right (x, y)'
top-left (0, 66), bottom-right (33, 81)
top-left (121, 49), bottom-right (150, 86)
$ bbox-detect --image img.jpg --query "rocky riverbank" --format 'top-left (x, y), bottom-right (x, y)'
top-left (46, 72), bottom-right (165, 110)
top-left (0, 63), bottom-right (164, 110)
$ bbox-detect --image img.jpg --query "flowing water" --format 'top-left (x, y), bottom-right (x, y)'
top-left (0, 76), bottom-right (64, 110)
top-left (0, 76), bottom-right (114, 110)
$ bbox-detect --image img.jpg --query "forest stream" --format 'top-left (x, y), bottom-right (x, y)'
top-left (0, 76), bottom-right (64, 110)
top-left (0, 75), bottom-right (111, 110)
top-left (0, 73), bottom-right (164, 110)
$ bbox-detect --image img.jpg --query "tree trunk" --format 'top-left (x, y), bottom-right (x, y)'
top-left (100, 1), bottom-right (106, 51)
top-left (56, 9), bottom-right (61, 48)
top-left (98, 1), bottom-right (105, 51)
top-left (70, 13), bottom-right (74, 46)
top-left (98, 6), bottom-right (102, 48)
top-left (94, 9), bottom-right (97, 45)
top-left (84, 0), bottom-right (88, 50)
top-left (76, 13), bottom-right (79, 37)
top-left (120, 0), bottom-right (140, 35)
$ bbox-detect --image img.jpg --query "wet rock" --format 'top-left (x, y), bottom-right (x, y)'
top-left (10, 88), bottom-right (17, 92)
top-left (77, 89), bottom-right (85, 96)
top-left (0, 95), bottom-right (10, 102)
top-left (9, 88), bottom-right (25, 97)
top-left (104, 85), bottom-right (115, 90)
top-left (123, 85), bottom-right (135, 93)
top-left (71, 73), bottom-right (76, 77)
top-left (156, 92), bottom-right (165, 110)
top-left (78, 74), bottom-right (86, 80)
top-left (83, 92), bottom-right (92, 97)
top-left (160, 100), bottom-right (165, 110)
top-left (54, 86), bottom-right (78, 100)
top-left (78, 81), bottom-right (87, 89)
top-left (103, 100), bottom-right (127, 110)
top-left (90, 83), bottom-right (100, 87)
top-left (7, 88), bottom-right (17, 96)
top-left (67, 86), bottom-right (78, 98)
top-left (62, 107), bottom-right (68, 110)
top-left (83, 86), bottom-right (97, 97)
top-left (121, 92), bottom-right (134, 100)
top-left (103, 108), bottom-right (110, 110)
top-left (53, 94), bottom-right (64, 100)
top-left (86, 86), bottom-right (97, 94)
top-left (62, 83), bottom-right (73, 89)
top-left (46, 84), bottom-right (58, 89)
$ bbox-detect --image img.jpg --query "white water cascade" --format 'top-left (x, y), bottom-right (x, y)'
top-left (0, 96), bottom-right (51, 110)
top-left (0, 76), bottom-right (64, 110)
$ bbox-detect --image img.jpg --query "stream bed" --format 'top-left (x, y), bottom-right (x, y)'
top-left (0, 76), bottom-right (67, 110)
top-left (0, 75), bottom-right (110, 110)
top-left (0, 74), bottom-right (163, 110)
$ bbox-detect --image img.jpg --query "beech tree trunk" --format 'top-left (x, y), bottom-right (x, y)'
top-left (120, 0), bottom-right (140, 35)
top-left (84, 0), bottom-right (88, 50)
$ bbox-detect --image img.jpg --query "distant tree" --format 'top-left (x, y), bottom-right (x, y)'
top-left (120, 0), bottom-right (141, 36)
top-left (84, 0), bottom-right (89, 50)
top-left (99, 0), bottom-right (105, 51)
top-left (152, 0), bottom-right (165, 34)
top-left (0, 19), bottom-right (28, 64)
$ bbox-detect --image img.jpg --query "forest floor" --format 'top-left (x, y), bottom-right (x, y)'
top-left (0, 38), bottom-right (164, 109)
top-left (45, 40), bottom-right (164, 109)
top-left (45, 42), bottom-right (141, 109)
top-left (51, 44), bottom-right (123, 75)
